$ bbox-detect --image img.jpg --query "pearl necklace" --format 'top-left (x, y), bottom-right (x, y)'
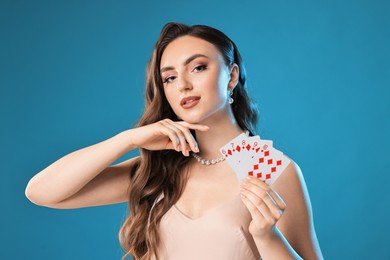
top-left (192, 152), bottom-right (225, 166)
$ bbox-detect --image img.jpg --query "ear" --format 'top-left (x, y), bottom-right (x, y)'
top-left (228, 63), bottom-right (239, 91)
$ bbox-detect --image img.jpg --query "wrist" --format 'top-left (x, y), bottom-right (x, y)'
top-left (253, 228), bottom-right (302, 260)
top-left (117, 129), bottom-right (138, 151)
top-left (252, 227), bottom-right (281, 248)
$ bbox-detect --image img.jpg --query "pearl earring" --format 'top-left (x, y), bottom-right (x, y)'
top-left (228, 89), bottom-right (234, 104)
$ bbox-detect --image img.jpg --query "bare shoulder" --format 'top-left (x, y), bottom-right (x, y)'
top-left (272, 155), bottom-right (309, 202)
top-left (273, 155), bottom-right (323, 259)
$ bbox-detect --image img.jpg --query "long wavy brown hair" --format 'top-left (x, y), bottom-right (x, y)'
top-left (119, 22), bottom-right (259, 260)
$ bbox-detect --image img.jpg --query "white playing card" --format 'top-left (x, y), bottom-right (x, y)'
top-left (219, 132), bottom-right (248, 162)
top-left (220, 132), bottom-right (251, 181)
top-left (247, 145), bottom-right (290, 185)
top-left (220, 134), bottom-right (290, 185)
top-left (233, 136), bottom-right (271, 181)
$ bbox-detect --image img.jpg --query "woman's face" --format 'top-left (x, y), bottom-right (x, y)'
top-left (160, 35), bottom-right (237, 124)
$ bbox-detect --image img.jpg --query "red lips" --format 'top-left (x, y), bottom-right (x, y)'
top-left (180, 96), bottom-right (201, 109)
top-left (180, 96), bottom-right (201, 106)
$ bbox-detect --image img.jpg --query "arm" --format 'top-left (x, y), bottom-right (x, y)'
top-left (272, 160), bottom-right (323, 259)
top-left (25, 130), bottom-right (137, 208)
top-left (25, 119), bottom-right (208, 209)
top-left (240, 160), bottom-right (323, 260)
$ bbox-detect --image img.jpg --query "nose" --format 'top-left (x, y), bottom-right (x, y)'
top-left (176, 74), bottom-right (193, 92)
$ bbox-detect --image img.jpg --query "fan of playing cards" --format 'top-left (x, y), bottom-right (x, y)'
top-left (219, 132), bottom-right (291, 185)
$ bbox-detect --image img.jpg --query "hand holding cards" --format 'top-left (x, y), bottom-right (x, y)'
top-left (219, 132), bottom-right (291, 185)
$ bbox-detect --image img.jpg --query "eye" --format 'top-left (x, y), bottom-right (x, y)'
top-left (193, 64), bottom-right (207, 72)
top-left (163, 75), bottom-right (176, 84)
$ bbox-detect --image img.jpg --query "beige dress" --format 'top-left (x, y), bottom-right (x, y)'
top-left (150, 193), bottom-right (261, 260)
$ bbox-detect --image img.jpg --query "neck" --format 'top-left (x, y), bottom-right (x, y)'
top-left (194, 109), bottom-right (245, 160)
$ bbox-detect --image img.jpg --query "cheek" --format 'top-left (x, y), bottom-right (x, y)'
top-left (212, 71), bottom-right (230, 100)
top-left (197, 69), bottom-right (225, 91)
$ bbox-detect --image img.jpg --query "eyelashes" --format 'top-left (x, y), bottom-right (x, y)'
top-left (163, 75), bottom-right (176, 84)
top-left (162, 64), bottom-right (208, 84)
top-left (193, 64), bottom-right (207, 72)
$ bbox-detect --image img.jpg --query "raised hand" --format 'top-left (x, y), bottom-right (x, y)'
top-left (128, 119), bottom-right (209, 156)
top-left (239, 176), bottom-right (287, 240)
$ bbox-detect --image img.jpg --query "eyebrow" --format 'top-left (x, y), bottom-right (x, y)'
top-left (160, 54), bottom-right (210, 74)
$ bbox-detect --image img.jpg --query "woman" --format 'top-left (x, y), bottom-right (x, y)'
top-left (25, 22), bottom-right (323, 260)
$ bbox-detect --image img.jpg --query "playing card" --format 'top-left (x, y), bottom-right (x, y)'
top-left (247, 144), bottom-right (290, 185)
top-left (219, 132), bottom-right (248, 161)
top-left (219, 132), bottom-right (260, 173)
top-left (220, 133), bottom-right (290, 185)
top-left (232, 136), bottom-right (272, 178)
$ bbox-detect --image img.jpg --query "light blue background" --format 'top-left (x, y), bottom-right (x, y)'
top-left (1, 0), bottom-right (389, 259)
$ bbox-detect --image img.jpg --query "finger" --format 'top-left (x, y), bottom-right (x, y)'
top-left (244, 176), bottom-right (271, 191)
top-left (161, 119), bottom-right (207, 153)
top-left (240, 178), bottom-right (268, 197)
top-left (164, 119), bottom-right (201, 155)
top-left (241, 178), bottom-right (286, 218)
top-left (168, 122), bottom-right (199, 153)
top-left (268, 187), bottom-right (287, 211)
top-left (160, 120), bottom-right (189, 155)
top-left (240, 187), bottom-right (276, 223)
top-left (161, 130), bottom-right (180, 151)
top-left (177, 121), bottom-right (210, 132)
top-left (246, 177), bottom-right (287, 210)
top-left (240, 178), bottom-right (277, 209)
top-left (159, 126), bottom-right (181, 151)
top-left (261, 191), bottom-right (284, 220)
top-left (240, 192), bottom-right (267, 222)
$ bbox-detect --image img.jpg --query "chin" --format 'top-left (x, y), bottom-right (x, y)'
top-left (177, 112), bottom-right (205, 124)
top-left (181, 116), bottom-right (203, 124)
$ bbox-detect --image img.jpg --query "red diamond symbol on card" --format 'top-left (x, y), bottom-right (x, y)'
top-left (259, 157), bottom-right (264, 163)
top-left (264, 151), bottom-right (269, 156)
top-left (248, 171), bottom-right (254, 176)
top-left (266, 174), bottom-right (271, 179)
top-left (255, 148), bottom-right (260, 153)
top-left (254, 164), bottom-right (259, 170)
top-left (271, 167), bottom-right (276, 172)
top-left (277, 160), bottom-right (282, 166)
top-left (267, 159), bottom-right (273, 165)
top-left (257, 172), bottom-right (262, 178)
top-left (246, 144), bottom-right (251, 151)
top-left (236, 145), bottom-right (241, 152)
top-left (227, 150), bottom-right (232, 156)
